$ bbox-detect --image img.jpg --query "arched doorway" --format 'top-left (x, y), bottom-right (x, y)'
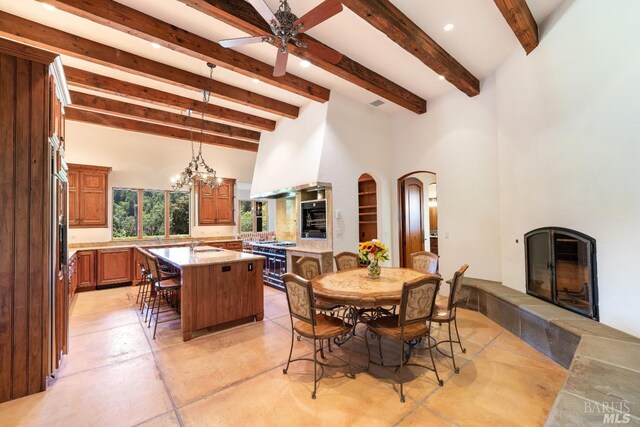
top-left (398, 171), bottom-right (437, 267)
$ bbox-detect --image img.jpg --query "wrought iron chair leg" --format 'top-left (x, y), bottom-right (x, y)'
top-left (328, 339), bottom-right (333, 353)
top-left (365, 329), bottom-right (371, 372)
top-left (449, 322), bottom-right (459, 374)
top-left (428, 333), bottom-right (444, 386)
top-left (312, 339), bottom-right (318, 399)
top-left (378, 334), bottom-right (384, 366)
top-left (152, 290), bottom-right (162, 339)
top-left (283, 328), bottom-right (294, 375)
top-left (399, 339), bottom-right (405, 403)
top-left (454, 317), bottom-right (466, 353)
top-left (348, 327), bottom-right (355, 379)
top-left (319, 340), bottom-right (326, 359)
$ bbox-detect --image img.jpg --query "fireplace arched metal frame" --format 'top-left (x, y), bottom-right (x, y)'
top-left (524, 227), bottom-right (598, 320)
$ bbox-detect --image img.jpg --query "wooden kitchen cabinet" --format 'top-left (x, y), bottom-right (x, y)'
top-left (197, 179), bottom-right (236, 225)
top-left (97, 248), bottom-right (132, 286)
top-left (68, 164), bottom-right (112, 228)
top-left (68, 252), bottom-right (78, 301)
top-left (76, 250), bottom-right (96, 291)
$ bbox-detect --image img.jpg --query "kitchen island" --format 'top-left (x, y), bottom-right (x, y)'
top-left (149, 246), bottom-right (265, 341)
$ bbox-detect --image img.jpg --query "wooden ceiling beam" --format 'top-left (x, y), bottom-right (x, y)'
top-left (64, 67), bottom-right (276, 131)
top-left (69, 90), bottom-right (261, 142)
top-left (66, 108), bottom-right (259, 152)
top-left (341, 0), bottom-right (480, 97)
top-left (179, 0), bottom-right (427, 114)
top-left (0, 11), bottom-right (298, 118)
top-left (494, 0), bottom-right (539, 54)
top-left (39, 0), bottom-right (330, 103)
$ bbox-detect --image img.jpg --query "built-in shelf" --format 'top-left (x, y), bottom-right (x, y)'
top-left (358, 173), bottom-right (378, 242)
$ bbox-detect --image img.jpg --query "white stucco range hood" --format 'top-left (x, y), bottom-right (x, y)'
top-left (250, 182), bottom-right (331, 199)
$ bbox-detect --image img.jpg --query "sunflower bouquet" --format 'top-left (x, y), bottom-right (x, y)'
top-left (359, 239), bottom-right (390, 279)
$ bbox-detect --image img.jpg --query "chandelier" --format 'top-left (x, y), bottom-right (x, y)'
top-left (171, 63), bottom-right (222, 191)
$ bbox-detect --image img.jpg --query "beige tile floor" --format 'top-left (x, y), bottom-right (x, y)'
top-left (0, 285), bottom-right (568, 426)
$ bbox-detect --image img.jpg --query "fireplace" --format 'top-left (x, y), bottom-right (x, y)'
top-left (525, 227), bottom-right (598, 320)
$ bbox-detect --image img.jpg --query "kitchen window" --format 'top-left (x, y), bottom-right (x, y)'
top-left (239, 200), bottom-right (270, 233)
top-left (112, 189), bottom-right (190, 239)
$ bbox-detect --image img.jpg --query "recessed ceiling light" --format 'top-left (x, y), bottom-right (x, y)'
top-left (252, 78), bottom-right (260, 84)
top-left (439, 75), bottom-right (446, 81)
top-left (42, 3), bottom-right (56, 11)
top-left (443, 23), bottom-right (454, 32)
top-left (300, 59), bottom-right (311, 68)
top-left (151, 42), bottom-right (161, 49)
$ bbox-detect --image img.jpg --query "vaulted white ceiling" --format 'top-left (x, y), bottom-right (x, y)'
top-left (0, 0), bottom-right (565, 122)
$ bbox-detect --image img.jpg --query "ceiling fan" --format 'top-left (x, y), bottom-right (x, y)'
top-left (219, 0), bottom-right (343, 77)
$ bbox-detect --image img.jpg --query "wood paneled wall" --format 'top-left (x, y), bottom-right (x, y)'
top-left (0, 47), bottom-right (54, 402)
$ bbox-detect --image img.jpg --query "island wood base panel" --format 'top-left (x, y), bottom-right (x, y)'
top-left (180, 260), bottom-right (264, 341)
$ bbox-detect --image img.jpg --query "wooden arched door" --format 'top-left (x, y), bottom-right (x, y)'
top-left (399, 177), bottom-right (424, 267)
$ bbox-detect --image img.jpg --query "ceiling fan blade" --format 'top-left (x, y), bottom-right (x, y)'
top-left (273, 49), bottom-right (289, 77)
top-left (219, 36), bottom-right (269, 48)
top-left (247, 0), bottom-right (280, 27)
top-left (299, 35), bottom-right (342, 65)
top-left (294, 0), bottom-right (343, 33)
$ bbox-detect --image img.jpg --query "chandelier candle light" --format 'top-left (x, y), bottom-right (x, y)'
top-left (171, 63), bottom-right (222, 191)
top-left (359, 239), bottom-right (390, 280)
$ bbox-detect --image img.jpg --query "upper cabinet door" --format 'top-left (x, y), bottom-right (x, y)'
top-left (197, 179), bottom-right (235, 226)
top-left (68, 170), bottom-right (79, 226)
top-left (68, 164), bottom-right (111, 228)
top-left (215, 180), bottom-right (235, 225)
top-left (198, 184), bottom-right (217, 225)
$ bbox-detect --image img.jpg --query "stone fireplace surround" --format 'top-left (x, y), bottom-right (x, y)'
top-left (457, 278), bottom-right (640, 425)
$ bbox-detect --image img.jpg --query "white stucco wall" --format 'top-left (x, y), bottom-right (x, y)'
top-left (495, 0), bottom-right (640, 335)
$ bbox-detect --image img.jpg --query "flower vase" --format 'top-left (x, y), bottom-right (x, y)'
top-left (367, 254), bottom-right (381, 280)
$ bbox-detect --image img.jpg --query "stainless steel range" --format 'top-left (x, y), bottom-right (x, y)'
top-left (250, 241), bottom-right (296, 291)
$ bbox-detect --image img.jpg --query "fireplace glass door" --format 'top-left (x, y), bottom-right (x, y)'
top-left (525, 227), bottom-right (598, 320)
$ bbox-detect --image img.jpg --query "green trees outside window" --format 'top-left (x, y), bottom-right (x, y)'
top-left (239, 200), bottom-right (269, 233)
top-left (113, 189), bottom-right (138, 238)
top-left (113, 188), bottom-right (190, 239)
top-left (170, 192), bottom-right (190, 236)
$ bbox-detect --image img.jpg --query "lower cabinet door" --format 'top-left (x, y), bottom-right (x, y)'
top-left (76, 250), bottom-right (96, 291)
top-left (97, 248), bottom-right (132, 286)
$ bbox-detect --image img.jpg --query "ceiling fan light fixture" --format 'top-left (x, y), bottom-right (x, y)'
top-left (219, 0), bottom-right (342, 77)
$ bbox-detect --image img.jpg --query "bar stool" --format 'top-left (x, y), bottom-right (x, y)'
top-left (146, 254), bottom-right (181, 339)
top-left (138, 248), bottom-right (178, 320)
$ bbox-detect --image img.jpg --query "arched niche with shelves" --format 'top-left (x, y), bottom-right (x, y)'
top-left (358, 173), bottom-right (378, 242)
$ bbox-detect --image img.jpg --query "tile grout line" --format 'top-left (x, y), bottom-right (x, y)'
top-left (392, 329), bottom-right (507, 425)
top-left (134, 308), bottom-right (187, 427)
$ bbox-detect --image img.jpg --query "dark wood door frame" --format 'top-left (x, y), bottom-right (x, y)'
top-left (398, 170), bottom-right (436, 267)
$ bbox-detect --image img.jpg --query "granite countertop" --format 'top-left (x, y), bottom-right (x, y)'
top-left (285, 246), bottom-right (333, 254)
top-left (68, 237), bottom-right (242, 259)
top-left (149, 246), bottom-right (264, 268)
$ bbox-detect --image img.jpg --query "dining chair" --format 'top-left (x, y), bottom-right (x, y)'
top-left (296, 256), bottom-right (340, 313)
top-left (334, 251), bottom-right (360, 271)
top-left (146, 253), bottom-right (181, 339)
top-left (296, 256), bottom-right (322, 280)
top-left (410, 251), bottom-right (439, 274)
top-left (281, 273), bottom-right (355, 399)
top-left (431, 264), bottom-right (469, 373)
top-left (365, 275), bottom-right (443, 402)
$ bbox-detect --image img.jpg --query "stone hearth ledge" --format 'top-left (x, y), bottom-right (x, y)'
top-left (455, 278), bottom-right (640, 425)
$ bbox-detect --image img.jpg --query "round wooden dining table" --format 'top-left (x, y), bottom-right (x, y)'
top-left (311, 267), bottom-right (439, 309)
